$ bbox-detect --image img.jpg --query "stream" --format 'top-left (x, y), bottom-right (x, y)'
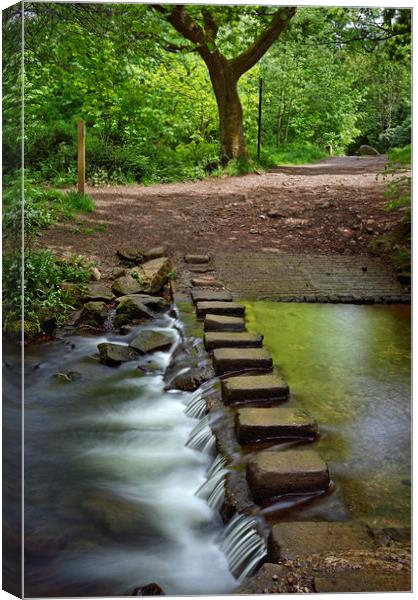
top-left (3, 302), bottom-right (411, 596)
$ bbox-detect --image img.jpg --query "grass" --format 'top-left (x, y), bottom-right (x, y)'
top-left (251, 142), bottom-right (328, 169)
top-left (388, 144), bottom-right (411, 165)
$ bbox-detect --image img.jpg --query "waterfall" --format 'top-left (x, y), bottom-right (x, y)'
top-left (184, 390), bottom-right (207, 419)
top-left (196, 454), bottom-right (228, 511)
top-left (220, 513), bottom-right (267, 581)
top-left (186, 415), bottom-right (216, 454)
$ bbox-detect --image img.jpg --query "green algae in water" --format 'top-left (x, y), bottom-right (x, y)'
top-left (244, 302), bottom-right (411, 529)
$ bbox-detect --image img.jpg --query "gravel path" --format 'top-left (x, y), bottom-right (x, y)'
top-left (41, 156), bottom-right (399, 281)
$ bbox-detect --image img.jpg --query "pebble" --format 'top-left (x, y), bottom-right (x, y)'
top-left (90, 267), bottom-right (101, 281)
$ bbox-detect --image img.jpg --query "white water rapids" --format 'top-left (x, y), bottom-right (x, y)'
top-left (22, 309), bottom-right (266, 596)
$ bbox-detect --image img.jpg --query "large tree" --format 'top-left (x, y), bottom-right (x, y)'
top-left (151, 5), bottom-right (296, 163)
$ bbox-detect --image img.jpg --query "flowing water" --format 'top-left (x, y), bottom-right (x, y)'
top-left (3, 301), bottom-right (410, 596)
top-left (8, 312), bottom-right (240, 597)
top-left (244, 302), bottom-right (411, 529)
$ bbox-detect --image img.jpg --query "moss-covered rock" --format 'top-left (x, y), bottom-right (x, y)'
top-left (129, 330), bottom-right (174, 354)
top-left (97, 343), bottom-right (139, 366)
top-left (115, 297), bottom-right (153, 327)
top-left (81, 301), bottom-right (108, 327)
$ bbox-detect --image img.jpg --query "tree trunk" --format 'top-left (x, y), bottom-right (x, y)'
top-left (210, 68), bottom-right (247, 164)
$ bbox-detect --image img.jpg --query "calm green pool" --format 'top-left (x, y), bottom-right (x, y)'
top-left (244, 302), bottom-right (411, 529)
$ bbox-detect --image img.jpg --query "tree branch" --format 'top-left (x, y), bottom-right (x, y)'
top-left (230, 7), bottom-right (297, 78)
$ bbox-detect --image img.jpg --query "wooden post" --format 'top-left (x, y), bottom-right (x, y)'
top-left (257, 78), bottom-right (263, 162)
top-left (77, 119), bottom-right (85, 195)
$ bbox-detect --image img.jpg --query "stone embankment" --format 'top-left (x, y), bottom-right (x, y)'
top-left (175, 252), bottom-right (411, 594)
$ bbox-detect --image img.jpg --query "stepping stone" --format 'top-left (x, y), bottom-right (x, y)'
top-left (247, 449), bottom-right (330, 502)
top-left (222, 374), bottom-right (289, 405)
top-left (204, 332), bottom-right (263, 351)
top-left (192, 289), bottom-right (233, 303)
top-left (268, 521), bottom-right (376, 562)
top-left (213, 348), bottom-right (272, 375)
top-left (196, 301), bottom-right (245, 318)
top-left (188, 265), bottom-right (214, 274)
top-left (192, 277), bottom-right (223, 288)
top-left (314, 571), bottom-right (411, 593)
top-left (185, 254), bottom-right (210, 264)
top-left (235, 407), bottom-right (318, 444)
top-left (204, 314), bottom-right (245, 332)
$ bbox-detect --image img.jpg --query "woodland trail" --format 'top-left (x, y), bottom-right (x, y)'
top-left (41, 155), bottom-right (401, 287)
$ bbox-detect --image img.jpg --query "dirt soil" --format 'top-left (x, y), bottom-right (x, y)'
top-left (41, 156), bottom-right (401, 280)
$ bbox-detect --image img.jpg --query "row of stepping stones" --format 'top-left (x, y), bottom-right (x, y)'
top-left (187, 278), bottom-right (400, 591)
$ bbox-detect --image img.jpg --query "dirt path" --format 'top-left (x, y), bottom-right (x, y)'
top-left (41, 156), bottom-right (398, 280)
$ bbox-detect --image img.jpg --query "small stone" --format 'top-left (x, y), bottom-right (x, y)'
top-left (267, 210), bottom-right (286, 218)
top-left (185, 254), bottom-right (210, 264)
top-left (90, 267), bottom-right (101, 281)
top-left (129, 330), bottom-right (174, 354)
top-left (98, 343), bottom-right (139, 366)
top-left (55, 370), bottom-right (82, 383)
top-left (132, 583), bottom-right (165, 596)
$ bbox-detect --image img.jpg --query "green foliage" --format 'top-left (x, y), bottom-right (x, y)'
top-left (372, 145), bottom-right (411, 273)
top-left (3, 250), bottom-right (91, 335)
top-left (254, 142), bottom-right (328, 168)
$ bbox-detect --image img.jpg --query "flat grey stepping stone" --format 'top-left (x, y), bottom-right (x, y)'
top-left (185, 254), bottom-right (210, 264)
top-left (192, 289), bottom-right (233, 303)
top-left (222, 374), bottom-right (289, 405)
top-left (129, 330), bottom-right (174, 354)
top-left (192, 277), bottom-right (223, 288)
top-left (204, 331), bottom-right (263, 351)
top-left (314, 571), bottom-right (411, 593)
top-left (83, 283), bottom-right (114, 302)
top-left (204, 314), bottom-right (245, 332)
top-left (196, 301), bottom-right (245, 318)
top-left (189, 265), bottom-right (214, 274)
top-left (236, 407), bottom-right (318, 444)
top-left (247, 449), bottom-right (330, 502)
top-left (269, 521), bottom-right (376, 562)
top-left (213, 347), bottom-right (272, 375)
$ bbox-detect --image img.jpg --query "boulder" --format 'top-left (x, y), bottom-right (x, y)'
top-left (60, 282), bottom-right (84, 307)
top-left (268, 521), bottom-right (376, 562)
top-left (165, 365), bottom-right (215, 392)
top-left (359, 144), bottom-right (379, 156)
top-left (113, 257), bottom-right (172, 296)
top-left (116, 247), bottom-right (145, 265)
top-left (144, 246), bottom-right (166, 260)
top-left (97, 343), bottom-right (139, 366)
top-left (129, 330), bottom-right (174, 354)
top-left (115, 294), bottom-right (169, 312)
top-left (83, 283), bottom-right (114, 302)
top-left (247, 449), bottom-right (329, 502)
top-left (115, 297), bottom-right (154, 327)
top-left (81, 301), bottom-right (108, 327)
